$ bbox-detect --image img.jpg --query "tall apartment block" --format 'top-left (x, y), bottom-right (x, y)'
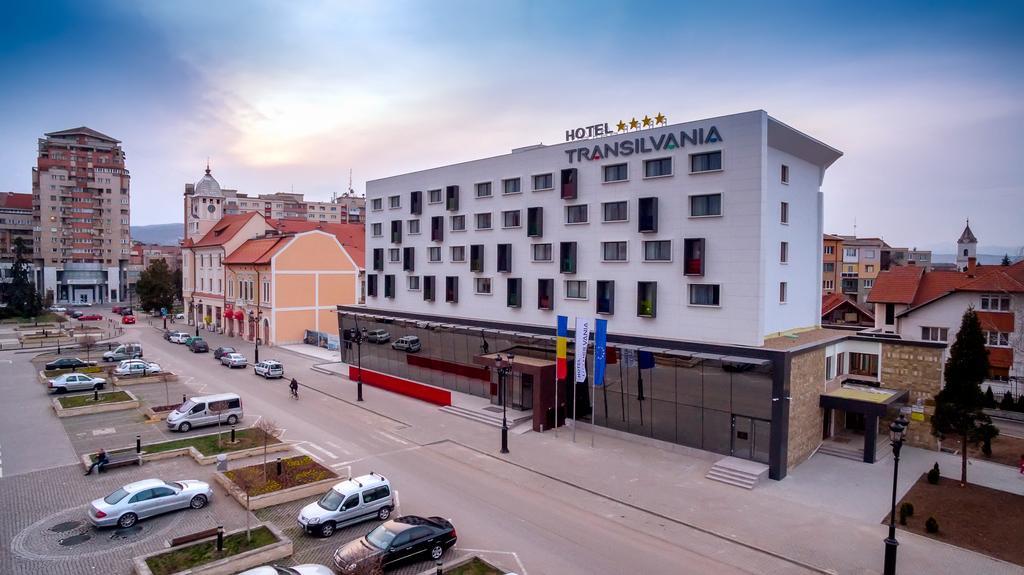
top-left (222, 190), bottom-right (364, 223)
top-left (32, 127), bottom-right (131, 304)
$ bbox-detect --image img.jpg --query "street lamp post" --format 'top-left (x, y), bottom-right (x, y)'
top-left (254, 311), bottom-right (261, 363)
top-left (191, 299), bottom-right (199, 337)
top-left (354, 327), bottom-right (366, 402)
top-left (883, 413), bottom-right (910, 575)
top-left (495, 352), bottom-right (514, 454)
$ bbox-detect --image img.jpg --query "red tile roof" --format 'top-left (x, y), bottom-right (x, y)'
top-left (869, 261), bottom-right (1024, 314)
top-left (222, 236), bottom-right (292, 265)
top-left (822, 293), bottom-right (875, 321)
top-left (192, 212), bottom-right (265, 248)
top-left (866, 266), bottom-right (926, 304)
top-left (268, 219), bottom-right (365, 268)
top-left (911, 270), bottom-right (971, 307)
top-left (0, 192), bottom-right (32, 210)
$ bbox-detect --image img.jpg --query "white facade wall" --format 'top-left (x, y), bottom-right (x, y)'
top-left (365, 110), bottom-right (838, 347)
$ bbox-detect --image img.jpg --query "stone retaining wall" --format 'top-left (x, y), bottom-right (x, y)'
top-left (52, 390), bottom-right (140, 418)
top-left (131, 522), bottom-right (292, 575)
top-left (113, 372), bottom-right (180, 386)
top-left (213, 468), bottom-right (339, 510)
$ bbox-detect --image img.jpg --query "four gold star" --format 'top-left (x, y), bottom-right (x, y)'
top-left (615, 114), bottom-right (669, 131)
top-left (616, 120), bottom-right (627, 132)
top-left (629, 117), bottom-right (639, 130)
top-left (655, 113), bottom-right (666, 126)
top-left (641, 115), bottom-right (652, 128)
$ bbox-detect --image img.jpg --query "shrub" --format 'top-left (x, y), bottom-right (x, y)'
top-left (927, 462), bottom-right (940, 484)
top-left (1017, 394), bottom-right (1024, 413)
top-left (899, 502), bottom-right (914, 525)
top-left (1000, 391), bottom-right (1016, 411)
top-left (983, 387), bottom-right (996, 408)
top-left (925, 516), bottom-right (939, 534)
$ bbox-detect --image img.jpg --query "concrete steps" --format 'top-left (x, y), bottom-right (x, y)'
top-left (705, 457), bottom-right (768, 490)
top-left (440, 404), bottom-right (532, 429)
top-left (816, 443), bottom-right (864, 462)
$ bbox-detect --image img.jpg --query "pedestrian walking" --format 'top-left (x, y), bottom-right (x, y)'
top-left (289, 377), bottom-right (299, 399)
top-left (84, 449), bottom-right (109, 475)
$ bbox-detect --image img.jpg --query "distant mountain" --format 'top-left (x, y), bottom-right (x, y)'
top-left (932, 253), bottom-right (1022, 265)
top-left (131, 223), bottom-right (183, 246)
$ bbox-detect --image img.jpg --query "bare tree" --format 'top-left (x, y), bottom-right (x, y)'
top-left (79, 335), bottom-right (99, 361)
top-left (252, 418), bottom-right (281, 482)
top-left (229, 468), bottom-right (260, 542)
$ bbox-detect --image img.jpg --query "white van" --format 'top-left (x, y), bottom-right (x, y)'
top-left (102, 343), bottom-right (144, 362)
top-left (166, 393), bottom-right (243, 432)
top-left (297, 473), bottom-right (394, 537)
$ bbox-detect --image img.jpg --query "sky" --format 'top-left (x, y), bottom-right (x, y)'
top-left (0, 0), bottom-right (1022, 252)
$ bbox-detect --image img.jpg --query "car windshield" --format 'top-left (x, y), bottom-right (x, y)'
top-left (178, 400), bottom-right (195, 413)
top-left (169, 481), bottom-right (184, 492)
top-left (317, 489), bottom-right (345, 510)
top-left (365, 524), bottom-right (399, 550)
top-left (104, 488), bottom-right (129, 504)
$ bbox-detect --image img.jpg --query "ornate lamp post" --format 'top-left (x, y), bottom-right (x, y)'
top-left (495, 352), bottom-right (514, 454)
top-left (191, 298), bottom-right (199, 337)
top-left (883, 412), bottom-right (910, 575)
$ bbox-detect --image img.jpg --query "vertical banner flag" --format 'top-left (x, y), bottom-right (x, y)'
top-left (593, 318), bottom-right (608, 387)
top-left (574, 317), bottom-right (590, 383)
top-left (556, 315), bottom-right (568, 380)
top-left (636, 350), bottom-right (655, 402)
top-left (622, 347), bottom-right (637, 368)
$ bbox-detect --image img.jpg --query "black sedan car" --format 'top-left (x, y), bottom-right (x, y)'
top-left (213, 346), bottom-right (236, 360)
top-left (44, 357), bottom-right (96, 371)
top-left (333, 516), bottom-right (456, 573)
top-left (189, 340), bottom-right (209, 353)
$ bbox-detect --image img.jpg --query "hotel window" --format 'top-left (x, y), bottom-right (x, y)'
top-left (637, 282), bottom-right (657, 318)
top-left (690, 151), bottom-right (722, 173)
top-left (683, 238), bottom-right (705, 275)
top-left (503, 178), bottom-right (521, 195)
top-left (603, 163), bottom-right (628, 183)
top-left (921, 327), bottom-right (948, 342)
top-left (407, 276), bottom-right (421, 291)
top-left (538, 279), bottom-right (554, 310)
top-left (371, 198), bottom-right (383, 211)
top-left (823, 279), bottom-right (834, 290)
top-left (532, 243), bottom-right (552, 262)
top-left (559, 242), bottom-right (577, 274)
top-left (565, 280), bottom-right (587, 300)
top-left (475, 182), bottom-right (492, 198)
top-left (450, 245), bottom-right (465, 262)
top-left (533, 173), bottom-right (553, 191)
top-left (689, 284), bottom-right (721, 306)
top-left (445, 185), bottom-right (459, 211)
top-left (403, 247), bottom-right (415, 271)
top-left (372, 248), bottom-right (384, 271)
top-left (470, 244), bottom-right (485, 272)
top-left (388, 195), bottom-right (401, 209)
top-left (388, 248), bottom-right (400, 263)
top-left (565, 204), bottom-right (588, 224)
top-left (367, 274), bottom-right (378, 297)
top-left (981, 294), bottom-right (1011, 311)
top-left (596, 281), bottom-right (614, 315)
top-left (780, 242), bottom-right (788, 264)
top-left (527, 207), bottom-right (543, 237)
top-left (423, 275), bottom-right (436, 300)
top-left (780, 202), bottom-right (789, 224)
top-left (602, 201), bottom-right (628, 223)
top-left (390, 220), bottom-right (402, 243)
top-left (475, 277), bottom-right (492, 295)
top-left (407, 219), bottom-right (420, 235)
top-left (428, 246), bottom-right (441, 262)
top-left (384, 275), bottom-right (396, 298)
top-left (781, 164), bottom-right (790, 184)
top-left (428, 189), bottom-right (443, 204)
top-left (450, 215), bottom-right (466, 232)
top-left (560, 168), bottom-right (578, 199)
top-left (779, 282), bottom-right (787, 303)
top-left (445, 276), bottom-right (458, 303)
top-left (497, 244), bottom-right (512, 273)
top-left (410, 190), bottom-right (422, 215)
top-left (643, 240), bottom-right (671, 262)
top-left (637, 197), bottom-right (658, 232)
top-left (644, 157), bottom-right (672, 178)
top-left (430, 216), bottom-right (444, 241)
top-left (602, 241), bottom-right (627, 262)
top-left (507, 278), bottom-right (522, 308)
top-left (690, 193), bottom-right (722, 217)
top-left (502, 210), bottom-right (521, 228)
top-left (475, 213), bottom-right (492, 230)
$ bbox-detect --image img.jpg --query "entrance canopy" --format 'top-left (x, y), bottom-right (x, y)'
top-left (820, 383), bottom-right (908, 416)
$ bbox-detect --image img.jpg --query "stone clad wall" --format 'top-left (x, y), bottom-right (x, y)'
top-left (881, 342), bottom-right (944, 450)
top-left (787, 348), bottom-right (826, 469)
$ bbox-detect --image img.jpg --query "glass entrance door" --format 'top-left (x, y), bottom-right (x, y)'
top-left (732, 415), bottom-right (752, 458)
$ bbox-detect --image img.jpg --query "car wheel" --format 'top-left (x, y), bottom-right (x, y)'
top-left (430, 545), bottom-right (443, 560)
top-left (93, 383), bottom-right (103, 390)
top-left (189, 494), bottom-right (208, 509)
top-left (118, 513), bottom-right (138, 528)
top-left (320, 521), bottom-right (336, 538)
top-left (56, 387), bottom-right (67, 394)
top-left (377, 506), bottom-right (391, 521)
top-left (178, 422), bottom-right (191, 432)
top-left (226, 414), bottom-right (238, 425)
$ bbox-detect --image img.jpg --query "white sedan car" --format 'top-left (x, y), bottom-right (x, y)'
top-left (114, 360), bottom-right (162, 377)
top-left (237, 565), bottom-right (334, 575)
top-left (169, 332), bottom-right (190, 344)
top-left (48, 373), bottom-right (107, 393)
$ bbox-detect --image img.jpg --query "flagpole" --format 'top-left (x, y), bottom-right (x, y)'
top-left (591, 352), bottom-right (596, 448)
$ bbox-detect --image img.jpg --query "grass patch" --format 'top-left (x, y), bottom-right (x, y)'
top-left (58, 391), bottom-right (132, 409)
top-left (44, 365), bottom-right (105, 377)
top-left (10, 313), bottom-right (66, 324)
top-left (448, 558), bottom-right (504, 575)
top-left (144, 428), bottom-right (280, 456)
top-left (144, 525), bottom-right (277, 575)
top-left (225, 455), bottom-right (336, 496)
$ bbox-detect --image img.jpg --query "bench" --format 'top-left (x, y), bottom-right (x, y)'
top-left (95, 452), bottom-right (142, 471)
top-left (170, 527), bottom-right (220, 547)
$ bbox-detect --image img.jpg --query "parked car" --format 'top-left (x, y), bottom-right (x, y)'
top-left (184, 335), bottom-right (203, 347)
top-left (174, 313), bottom-right (185, 320)
top-left (122, 308), bottom-right (134, 316)
top-left (298, 473), bottom-right (393, 538)
top-left (221, 352), bottom-right (247, 368)
top-left (89, 478), bottom-right (212, 529)
top-left (44, 357), bottom-right (96, 371)
top-left (391, 336), bottom-right (421, 353)
top-left (50, 306), bottom-right (67, 313)
top-left (166, 393), bottom-right (243, 432)
top-left (48, 373), bottom-right (107, 393)
top-left (121, 315), bottom-right (136, 325)
top-left (254, 360), bottom-right (284, 379)
top-left (236, 565), bottom-right (335, 575)
top-left (213, 346), bottom-right (236, 360)
top-left (366, 329), bottom-right (391, 344)
top-left (114, 360), bottom-right (162, 377)
top-left (333, 516), bottom-right (457, 572)
top-left (163, 329), bottom-right (173, 341)
top-left (188, 338), bottom-right (209, 353)
top-left (169, 332), bottom-right (190, 344)
top-left (111, 306), bottom-right (124, 314)
top-left (102, 343), bottom-right (143, 362)
top-left (77, 314), bottom-right (103, 321)
top-left (70, 310), bottom-right (85, 319)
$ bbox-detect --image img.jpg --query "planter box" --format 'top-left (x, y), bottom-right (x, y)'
top-left (78, 438), bottom-right (292, 469)
top-left (416, 555), bottom-right (508, 575)
top-left (114, 372), bottom-right (180, 386)
top-left (143, 404), bottom-right (179, 421)
top-left (132, 523), bottom-right (292, 575)
top-left (52, 390), bottom-right (140, 418)
top-left (213, 468), bottom-right (339, 510)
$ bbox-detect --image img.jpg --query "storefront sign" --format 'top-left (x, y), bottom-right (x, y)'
top-left (564, 126), bottom-right (722, 164)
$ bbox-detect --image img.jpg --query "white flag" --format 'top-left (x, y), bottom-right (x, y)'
top-left (574, 317), bottom-right (590, 383)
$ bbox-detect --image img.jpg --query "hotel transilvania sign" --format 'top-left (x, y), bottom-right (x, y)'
top-left (563, 113), bottom-right (723, 164)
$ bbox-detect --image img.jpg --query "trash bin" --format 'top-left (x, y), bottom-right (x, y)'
top-left (216, 454), bottom-right (228, 472)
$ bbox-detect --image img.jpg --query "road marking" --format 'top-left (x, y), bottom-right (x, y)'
top-left (458, 548), bottom-right (527, 575)
top-left (330, 445), bottom-right (421, 468)
top-left (305, 442), bottom-right (339, 459)
top-left (92, 427), bottom-right (116, 436)
top-left (293, 444), bottom-right (324, 462)
top-left (376, 430), bottom-right (409, 445)
top-left (324, 441), bottom-right (351, 455)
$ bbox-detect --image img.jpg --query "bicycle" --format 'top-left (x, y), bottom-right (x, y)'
top-left (290, 387), bottom-right (299, 400)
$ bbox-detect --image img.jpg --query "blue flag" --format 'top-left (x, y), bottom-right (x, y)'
top-left (638, 350), bottom-right (655, 370)
top-left (593, 319), bottom-right (608, 387)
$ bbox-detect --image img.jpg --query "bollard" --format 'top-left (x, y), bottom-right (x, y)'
top-left (276, 457), bottom-right (282, 476)
top-left (94, 388), bottom-right (99, 401)
top-left (136, 435), bottom-right (141, 454)
top-left (230, 425), bottom-right (236, 443)
top-left (216, 525), bottom-right (224, 551)
top-left (182, 394), bottom-right (187, 404)
top-left (436, 559), bottom-right (443, 575)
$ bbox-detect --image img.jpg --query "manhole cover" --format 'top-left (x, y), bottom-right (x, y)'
top-left (49, 521), bottom-right (82, 533)
top-left (58, 533), bottom-right (92, 546)
top-left (111, 525), bottom-right (143, 540)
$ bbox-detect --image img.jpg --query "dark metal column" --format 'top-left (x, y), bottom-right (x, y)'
top-left (863, 414), bottom-right (879, 463)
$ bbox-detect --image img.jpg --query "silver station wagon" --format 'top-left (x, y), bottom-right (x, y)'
top-left (89, 478), bottom-right (212, 528)
top-left (297, 473), bottom-right (394, 538)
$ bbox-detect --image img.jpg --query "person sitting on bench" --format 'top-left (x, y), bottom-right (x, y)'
top-left (84, 449), bottom-right (109, 475)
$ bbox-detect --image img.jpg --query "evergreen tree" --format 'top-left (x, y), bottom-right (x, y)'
top-left (8, 238), bottom-right (42, 318)
top-left (172, 267), bottom-right (183, 304)
top-left (983, 386), bottom-right (996, 408)
top-left (932, 308), bottom-right (997, 486)
top-left (1001, 253), bottom-right (1012, 266)
top-left (1000, 391), bottom-right (1016, 410)
top-left (135, 259), bottom-right (176, 313)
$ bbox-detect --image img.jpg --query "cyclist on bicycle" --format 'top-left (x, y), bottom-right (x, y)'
top-left (289, 378), bottom-right (299, 398)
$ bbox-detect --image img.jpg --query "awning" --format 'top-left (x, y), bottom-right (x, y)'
top-left (820, 383), bottom-right (908, 416)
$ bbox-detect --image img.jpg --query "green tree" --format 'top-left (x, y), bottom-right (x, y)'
top-left (1001, 253), bottom-right (1012, 266)
top-left (172, 266), bottom-right (183, 304)
top-left (135, 259), bottom-right (176, 313)
top-left (931, 308), bottom-right (997, 486)
top-left (8, 238), bottom-right (42, 318)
